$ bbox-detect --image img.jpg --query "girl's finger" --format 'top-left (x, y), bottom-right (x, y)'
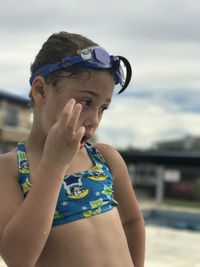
top-left (59, 99), bottom-right (76, 125)
top-left (62, 98), bottom-right (76, 114)
top-left (66, 103), bottom-right (83, 134)
top-left (73, 126), bottom-right (85, 143)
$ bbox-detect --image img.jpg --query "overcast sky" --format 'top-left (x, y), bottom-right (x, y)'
top-left (0, 0), bottom-right (200, 149)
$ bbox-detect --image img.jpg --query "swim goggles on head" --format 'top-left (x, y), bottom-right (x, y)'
top-left (29, 46), bottom-right (132, 94)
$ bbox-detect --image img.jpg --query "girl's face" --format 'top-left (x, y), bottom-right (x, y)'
top-left (42, 70), bottom-right (115, 144)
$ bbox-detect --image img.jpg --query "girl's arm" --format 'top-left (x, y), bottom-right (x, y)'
top-left (95, 143), bottom-right (145, 267)
top-left (0, 158), bottom-right (67, 267)
top-left (0, 100), bottom-right (85, 267)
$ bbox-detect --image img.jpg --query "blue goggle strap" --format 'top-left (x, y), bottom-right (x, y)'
top-left (29, 48), bottom-right (132, 94)
top-left (29, 54), bottom-right (84, 85)
top-left (29, 47), bottom-right (113, 85)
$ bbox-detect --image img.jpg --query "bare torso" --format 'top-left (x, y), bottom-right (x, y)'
top-left (36, 208), bottom-right (134, 267)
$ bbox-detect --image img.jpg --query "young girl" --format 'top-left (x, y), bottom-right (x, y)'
top-left (0, 32), bottom-right (145, 267)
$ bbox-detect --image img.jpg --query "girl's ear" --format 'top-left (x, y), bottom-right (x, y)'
top-left (31, 76), bottom-right (47, 106)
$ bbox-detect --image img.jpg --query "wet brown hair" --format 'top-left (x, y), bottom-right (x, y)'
top-left (29, 31), bottom-right (115, 104)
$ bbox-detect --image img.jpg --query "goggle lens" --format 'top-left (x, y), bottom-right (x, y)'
top-left (93, 47), bottom-right (111, 66)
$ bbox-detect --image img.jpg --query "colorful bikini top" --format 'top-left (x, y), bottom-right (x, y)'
top-left (17, 142), bottom-right (118, 226)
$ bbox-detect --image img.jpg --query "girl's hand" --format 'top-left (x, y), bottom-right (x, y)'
top-left (41, 99), bottom-right (85, 170)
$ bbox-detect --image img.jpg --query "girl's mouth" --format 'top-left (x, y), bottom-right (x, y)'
top-left (80, 136), bottom-right (88, 147)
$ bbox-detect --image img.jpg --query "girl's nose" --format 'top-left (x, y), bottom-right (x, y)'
top-left (84, 111), bottom-right (100, 129)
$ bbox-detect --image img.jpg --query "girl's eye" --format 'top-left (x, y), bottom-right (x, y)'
top-left (78, 98), bottom-right (109, 113)
top-left (102, 106), bottom-right (108, 111)
top-left (80, 99), bottom-right (91, 107)
top-left (100, 105), bottom-right (109, 113)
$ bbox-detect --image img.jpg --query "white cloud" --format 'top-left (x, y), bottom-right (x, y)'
top-left (0, 0), bottom-right (200, 149)
top-left (97, 96), bottom-right (200, 149)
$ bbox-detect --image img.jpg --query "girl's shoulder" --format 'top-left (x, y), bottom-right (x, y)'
top-left (0, 148), bottom-right (18, 178)
top-left (0, 149), bottom-right (24, 239)
top-left (93, 142), bottom-right (118, 157)
top-left (93, 143), bottom-right (127, 176)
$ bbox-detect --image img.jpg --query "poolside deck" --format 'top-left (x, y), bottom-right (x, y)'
top-left (146, 225), bottom-right (200, 267)
top-left (142, 200), bottom-right (200, 267)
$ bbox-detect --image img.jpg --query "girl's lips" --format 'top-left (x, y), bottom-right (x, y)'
top-left (80, 136), bottom-right (87, 149)
top-left (80, 136), bottom-right (88, 145)
top-left (80, 133), bottom-right (92, 148)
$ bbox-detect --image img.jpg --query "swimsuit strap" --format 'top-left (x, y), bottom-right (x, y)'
top-left (17, 142), bottom-right (31, 195)
top-left (17, 142), bottom-right (106, 178)
top-left (84, 142), bottom-right (109, 168)
top-left (16, 142), bottom-right (109, 197)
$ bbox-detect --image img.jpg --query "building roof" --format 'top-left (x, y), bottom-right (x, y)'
top-left (156, 135), bottom-right (200, 151)
top-left (119, 149), bottom-right (200, 167)
top-left (0, 89), bottom-right (29, 105)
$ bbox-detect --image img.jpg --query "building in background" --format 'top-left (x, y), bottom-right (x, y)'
top-left (155, 135), bottom-right (200, 151)
top-left (121, 142), bottom-right (200, 202)
top-left (0, 89), bottom-right (32, 153)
